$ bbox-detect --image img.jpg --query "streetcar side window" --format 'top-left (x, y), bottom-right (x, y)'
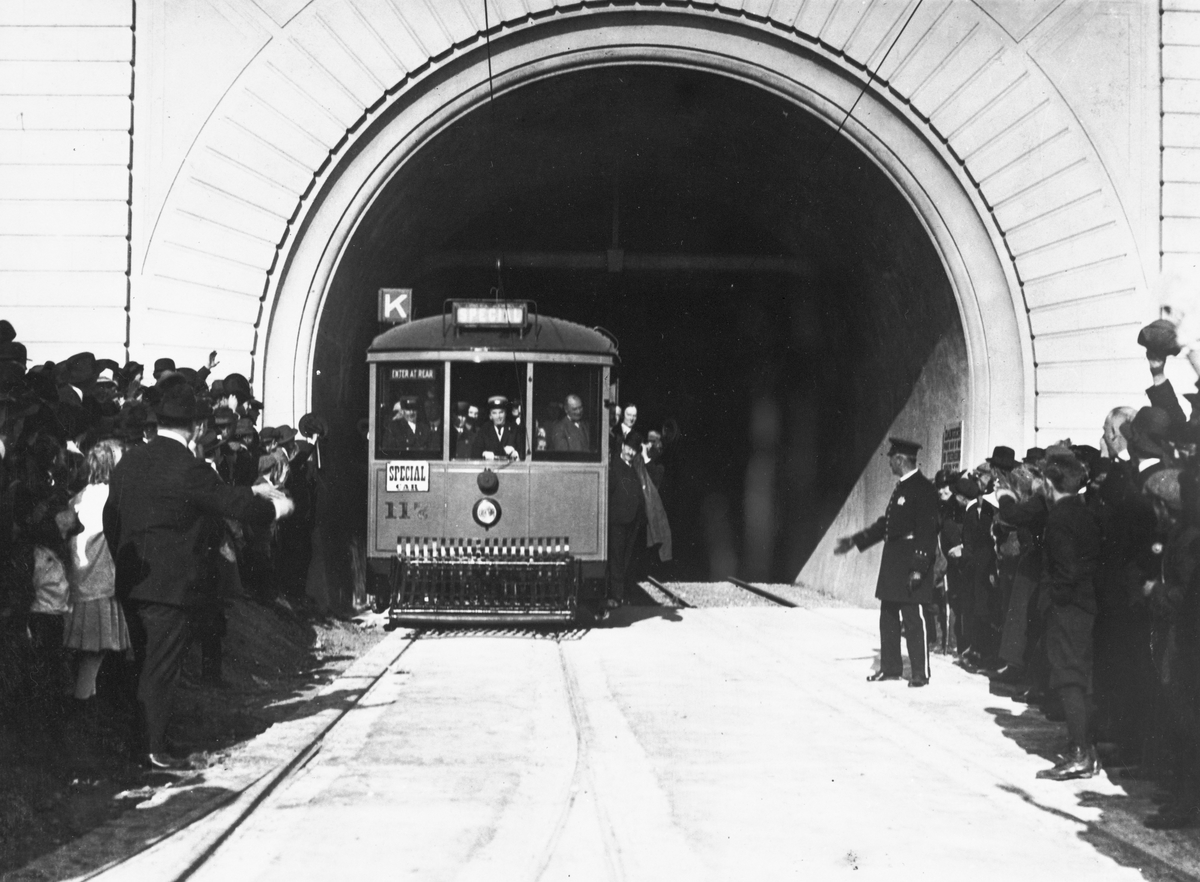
top-left (448, 362), bottom-right (529, 460)
top-left (376, 363), bottom-right (444, 460)
top-left (532, 364), bottom-right (602, 462)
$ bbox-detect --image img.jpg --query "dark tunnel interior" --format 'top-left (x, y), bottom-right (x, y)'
top-left (308, 64), bottom-right (962, 592)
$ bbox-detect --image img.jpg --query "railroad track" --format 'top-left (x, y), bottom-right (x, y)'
top-left (725, 577), bottom-right (798, 608)
top-left (641, 577), bottom-right (803, 609)
top-left (93, 583), bottom-right (812, 879)
top-left (644, 576), bottom-right (692, 608)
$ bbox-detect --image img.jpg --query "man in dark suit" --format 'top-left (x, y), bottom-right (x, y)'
top-left (548, 394), bottom-right (592, 453)
top-left (470, 395), bottom-right (523, 461)
top-left (610, 402), bottom-right (638, 452)
top-left (1035, 449), bottom-right (1103, 781)
top-left (836, 437), bottom-right (940, 687)
top-left (104, 375), bottom-right (293, 769)
top-left (608, 431), bottom-right (646, 609)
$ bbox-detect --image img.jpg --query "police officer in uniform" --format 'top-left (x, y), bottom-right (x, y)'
top-left (835, 437), bottom-right (939, 687)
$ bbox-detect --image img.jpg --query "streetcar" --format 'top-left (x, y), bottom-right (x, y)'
top-left (366, 300), bottom-right (617, 626)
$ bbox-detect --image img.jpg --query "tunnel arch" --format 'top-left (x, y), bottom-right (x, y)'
top-left (137, 1), bottom-right (1153, 459)
top-left (260, 12), bottom-right (1030, 464)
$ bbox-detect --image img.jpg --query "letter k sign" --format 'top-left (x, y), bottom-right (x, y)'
top-left (378, 288), bottom-right (412, 323)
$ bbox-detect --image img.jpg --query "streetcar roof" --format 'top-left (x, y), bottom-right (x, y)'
top-left (369, 314), bottom-right (618, 357)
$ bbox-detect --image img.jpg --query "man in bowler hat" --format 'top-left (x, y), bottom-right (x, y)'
top-left (836, 437), bottom-right (940, 686)
top-left (104, 374), bottom-right (294, 768)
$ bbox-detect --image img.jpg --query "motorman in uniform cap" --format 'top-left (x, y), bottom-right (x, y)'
top-left (382, 394), bottom-right (429, 453)
top-left (471, 395), bottom-right (522, 461)
top-left (835, 437), bottom-right (940, 687)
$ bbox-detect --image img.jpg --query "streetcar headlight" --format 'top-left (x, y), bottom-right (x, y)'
top-left (473, 497), bottom-right (502, 529)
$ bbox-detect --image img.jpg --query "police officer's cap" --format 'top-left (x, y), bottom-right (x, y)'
top-left (399, 395), bottom-right (418, 408)
top-left (487, 395), bottom-right (508, 410)
top-left (886, 437), bottom-right (921, 458)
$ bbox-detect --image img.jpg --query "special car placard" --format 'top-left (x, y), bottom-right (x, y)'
top-left (386, 461), bottom-right (429, 492)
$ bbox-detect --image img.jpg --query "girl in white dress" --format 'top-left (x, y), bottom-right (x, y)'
top-left (63, 439), bottom-right (130, 701)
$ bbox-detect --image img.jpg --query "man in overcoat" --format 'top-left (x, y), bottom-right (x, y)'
top-left (836, 437), bottom-right (939, 686)
top-left (104, 375), bottom-right (293, 768)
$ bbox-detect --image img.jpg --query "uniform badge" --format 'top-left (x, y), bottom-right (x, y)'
top-left (897, 496), bottom-right (906, 506)
top-left (1151, 542), bottom-right (1164, 555)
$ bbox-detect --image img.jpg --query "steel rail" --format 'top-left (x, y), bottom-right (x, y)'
top-left (645, 576), bottom-right (692, 608)
top-left (726, 577), bottom-right (797, 608)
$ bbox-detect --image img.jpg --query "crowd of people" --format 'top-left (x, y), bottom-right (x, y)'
top-left (921, 315), bottom-right (1200, 829)
top-left (10, 303), bottom-right (1196, 823)
top-left (0, 320), bottom-right (325, 768)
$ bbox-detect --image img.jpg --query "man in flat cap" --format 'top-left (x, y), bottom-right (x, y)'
top-left (836, 437), bottom-right (940, 687)
top-left (471, 395), bottom-right (522, 461)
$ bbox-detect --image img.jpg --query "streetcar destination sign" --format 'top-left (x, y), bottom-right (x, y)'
top-left (386, 461), bottom-right (429, 492)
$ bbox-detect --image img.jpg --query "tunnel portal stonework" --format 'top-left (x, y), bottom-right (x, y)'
top-left (3, 1), bottom-right (1190, 590)
top-left (114, 0), bottom-right (1160, 452)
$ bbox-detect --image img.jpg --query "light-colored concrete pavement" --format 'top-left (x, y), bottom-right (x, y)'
top-left (105, 607), bottom-right (1196, 881)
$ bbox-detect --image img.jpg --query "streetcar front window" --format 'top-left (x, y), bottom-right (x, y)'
top-left (532, 364), bottom-right (603, 462)
top-left (376, 363), bottom-right (444, 460)
top-left (449, 361), bottom-right (529, 460)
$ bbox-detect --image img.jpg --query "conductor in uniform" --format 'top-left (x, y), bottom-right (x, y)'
top-left (471, 395), bottom-right (523, 461)
top-left (382, 395), bottom-right (429, 453)
top-left (835, 437), bottom-right (939, 687)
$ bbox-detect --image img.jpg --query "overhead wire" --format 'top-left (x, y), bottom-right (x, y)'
top-left (811, 0), bottom-right (925, 173)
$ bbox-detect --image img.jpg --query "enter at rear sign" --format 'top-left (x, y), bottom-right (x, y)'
top-left (386, 461), bottom-right (428, 492)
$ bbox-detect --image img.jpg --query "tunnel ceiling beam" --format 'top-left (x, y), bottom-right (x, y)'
top-left (417, 251), bottom-right (814, 278)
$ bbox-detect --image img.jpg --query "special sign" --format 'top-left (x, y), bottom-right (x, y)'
top-left (386, 461), bottom-right (429, 492)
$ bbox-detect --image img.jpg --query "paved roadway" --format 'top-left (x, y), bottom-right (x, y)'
top-left (179, 606), bottom-right (1160, 881)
